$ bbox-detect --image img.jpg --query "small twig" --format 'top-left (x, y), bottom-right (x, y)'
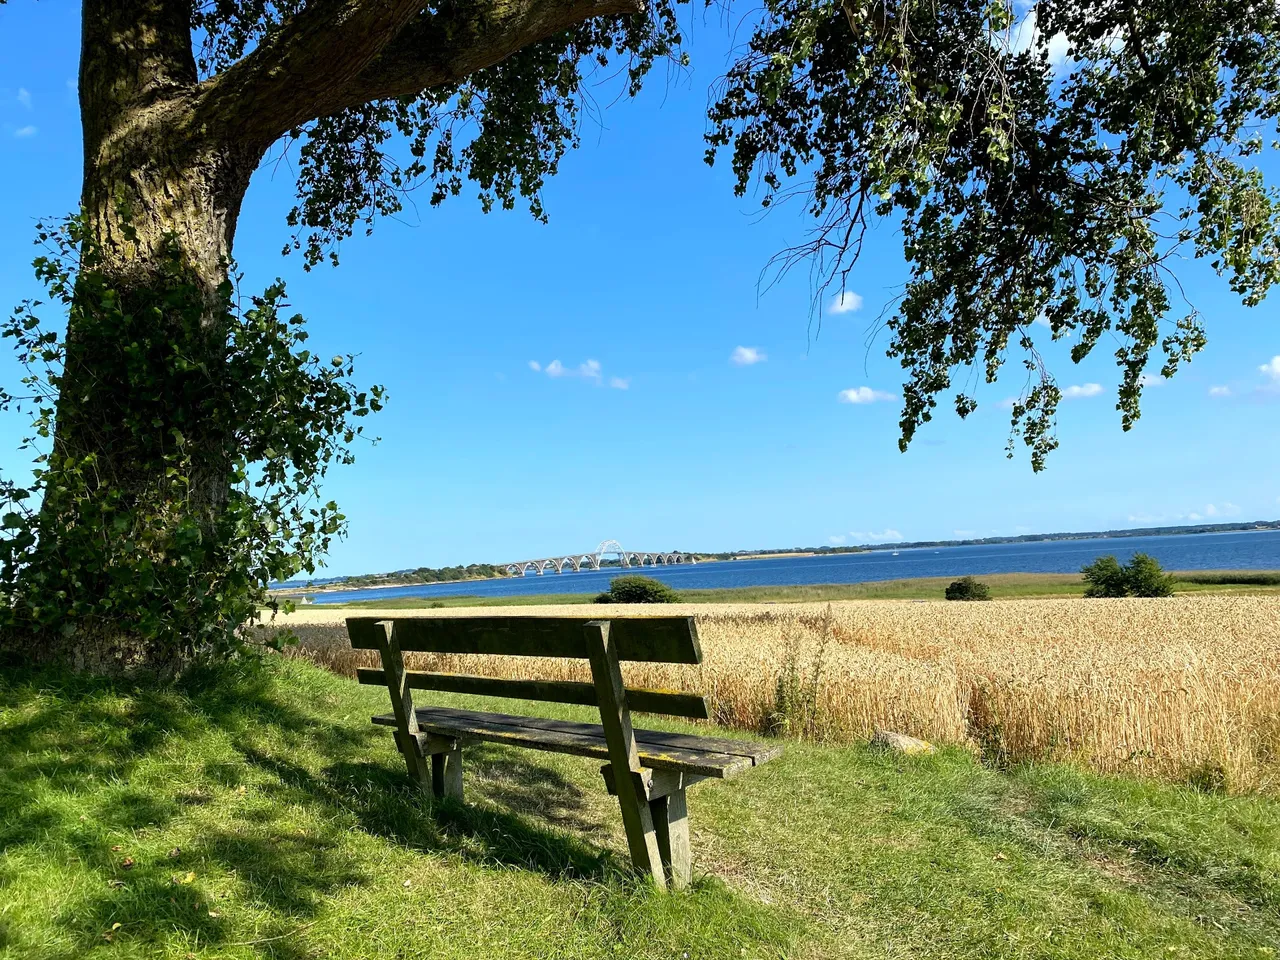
top-left (224, 919), bottom-right (319, 947)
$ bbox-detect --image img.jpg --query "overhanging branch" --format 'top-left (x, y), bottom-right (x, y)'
top-left (195, 0), bottom-right (646, 150)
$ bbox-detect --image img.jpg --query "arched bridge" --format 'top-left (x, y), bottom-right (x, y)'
top-left (503, 539), bottom-right (697, 577)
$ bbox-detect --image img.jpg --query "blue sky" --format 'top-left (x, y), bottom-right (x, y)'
top-left (1, 3), bottom-right (1277, 576)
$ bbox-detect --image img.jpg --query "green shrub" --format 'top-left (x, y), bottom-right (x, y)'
top-left (593, 574), bottom-right (679, 604)
top-left (945, 576), bottom-right (991, 601)
top-left (1082, 553), bottom-right (1175, 598)
top-left (1123, 553), bottom-right (1177, 597)
top-left (1081, 555), bottom-right (1129, 597)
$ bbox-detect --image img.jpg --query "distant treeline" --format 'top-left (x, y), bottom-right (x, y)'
top-left (697, 545), bottom-right (866, 560)
top-left (698, 520), bottom-right (1280, 558)
top-left (339, 563), bottom-right (507, 588)
top-left (856, 520), bottom-right (1280, 551)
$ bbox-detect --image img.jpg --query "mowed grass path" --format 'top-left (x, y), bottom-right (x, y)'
top-left (2, 657), bottom-right (1278, 959)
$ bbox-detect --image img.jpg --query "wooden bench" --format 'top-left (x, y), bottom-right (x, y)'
top-left (348, 615), bottom-right (779, 890)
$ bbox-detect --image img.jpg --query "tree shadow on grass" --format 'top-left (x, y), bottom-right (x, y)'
top-left (0, 661), bottom-right (629, 957)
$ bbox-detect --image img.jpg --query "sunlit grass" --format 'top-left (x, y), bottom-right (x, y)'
top-left (2, 657), bottom-right (1278, 959)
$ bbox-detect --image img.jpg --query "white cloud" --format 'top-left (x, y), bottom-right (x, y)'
top-left (1139, 374), bottom-right (1166, 387)
top-left (731, 346), bottom-right (766, 366)
top-left (1209, 385), bottom-right (1231, 397)
top-left (13, 125), bottom-right (36, 138)
top-left (16, 87), bottom-right (31, 109)
top-left (851, 529), bottom-right (904, 543)
top-left (1062, 382), bottom-right (1103, 399)
top-left (533, 357), bottom-right (622, 386)
top-left (1188, 512), bottom-right (1203, 522)
top-left (838, 386), bottom-right (896, 404)
top-left (830, 291), bottom-right (863, 314)
top-left (1260, 356), bottom-right (1280, 381)
top-left (827, 534), bottom-right (846, 545)
top-left (1033, 313), bottom-right (1051, 328)
top-left (1046, 31), bottom-right (1071, 67)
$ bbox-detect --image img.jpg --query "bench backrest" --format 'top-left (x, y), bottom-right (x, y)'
top-left (349, 615), bottom-right (709, 720)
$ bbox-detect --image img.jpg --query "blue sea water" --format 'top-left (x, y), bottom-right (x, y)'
top-left (310, 530), bottom-right (1280, 604)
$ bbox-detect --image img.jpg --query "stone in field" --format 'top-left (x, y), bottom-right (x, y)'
top-left (871, 730), bottom-right (937, 756)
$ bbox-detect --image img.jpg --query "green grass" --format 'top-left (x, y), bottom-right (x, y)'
top-left (330, 570), bottom-right (1280, 608)
top-left (3, 657), bottom-right (1279, 958)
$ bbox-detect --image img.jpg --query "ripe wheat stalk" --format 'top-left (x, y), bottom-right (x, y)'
top-left (262, 597), bottom-right (1280, 792)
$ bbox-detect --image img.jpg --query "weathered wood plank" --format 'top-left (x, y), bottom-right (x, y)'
top-left (372, 708), bottom-right (749, 777)
top-left (356, 668), bottom-right (711, 720)
top-left (422, 706), bottom-right (777, 767)
top-left (347, 616), bottom-right (702, 664)
top-left (375, 621), bottom-right (431, 789)
top-left (408, 707), bottom-right (757, 776)
top-left (600, 765), bottom-right (707, 800)
top-left (431, 742), bottom-right (464, 801)
top-left (586, 621), bottom-right (666, 888)
top-left (652, 789), bottom-right (691, 890)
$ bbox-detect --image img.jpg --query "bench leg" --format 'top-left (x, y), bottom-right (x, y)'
top-left (393, 731), bottom-right (432, 791)
top-left (431, 742), bottom-right (464, 801)
top-left (651, 788), bottom-right (692, 890)
top-left (617, 783), bottom-right (667, 888)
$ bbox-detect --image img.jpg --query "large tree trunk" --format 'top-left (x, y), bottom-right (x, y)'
top-left (3, 0), bottom-right (266, 676)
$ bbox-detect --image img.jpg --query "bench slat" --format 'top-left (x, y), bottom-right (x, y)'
top-left (430, 706), bottom-right (782, 766)
top-left (371, 707), bottom-right (754, 778)
top-left (347, 616), bottom-right (702, 664)
top-left (356, 668), bottom-right (710, 720)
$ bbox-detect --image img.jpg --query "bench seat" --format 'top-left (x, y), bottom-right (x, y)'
top-left (373, 705), bottom-right (780, 779)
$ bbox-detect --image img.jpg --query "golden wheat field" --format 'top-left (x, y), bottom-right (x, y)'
top-left (260, 597), bottom-right (1280, 792)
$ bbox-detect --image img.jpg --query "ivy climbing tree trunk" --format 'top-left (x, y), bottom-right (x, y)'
top-left (7, 0), bottom-right (264, 674)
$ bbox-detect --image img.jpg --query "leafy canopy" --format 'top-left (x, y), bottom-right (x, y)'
top-left (706, 0), bottom-right (1280, 467)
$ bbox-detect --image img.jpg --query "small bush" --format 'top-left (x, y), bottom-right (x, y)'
top-left (1082, 553), bottom-right (1176, 598)
top-left (945, 576), bottom-right (991, 601)
top-left (594, 574), bottom-right (680, 604)
top-left (1081, 555), bottom-right (1129, 598)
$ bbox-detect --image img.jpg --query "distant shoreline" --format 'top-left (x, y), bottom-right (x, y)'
top-left (273, 521), bottom-right (1279, 595)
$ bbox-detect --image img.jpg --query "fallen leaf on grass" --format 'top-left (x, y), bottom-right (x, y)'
top-left (173, 872), bottom-right (197, 885)
top-left (121, 857), bottom-right (135, 870)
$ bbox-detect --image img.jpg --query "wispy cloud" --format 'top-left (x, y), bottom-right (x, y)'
top-left (1062, 382), bottom-right (1103, 399)
top-left (838, 386), bottom-right (896, 404)
top-left (531, 357), bottom-right (624, 387)
top-left (1187, 502), bottom-right (1240, 522)
top-left (1260, 356), bottom-right (1280, 382)
top-left (13, 125), bottom-right (36, 139)
top-left (1139, 374), bottom-right (1166, 387)
top-left (1209, 385), bottom-right (1231, 397)
top-left (851, 529), bottom-right (903, 543)
top-left (731, 346), bottom-right (766, 366)
top-left (16, 87), bottom-right (31, 109)
top-left (830, 291), bottom-right (863, 315)
top-left (827, 534), bottom-right (846, 545)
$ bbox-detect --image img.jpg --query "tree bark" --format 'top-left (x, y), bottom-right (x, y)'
top-left (5, 0), bottom-right (270, 675)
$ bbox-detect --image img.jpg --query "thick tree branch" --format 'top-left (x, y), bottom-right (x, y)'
top-left (194, 0), bottom-right (431, 148)
top-left (195, 0), bottom-right (645, 149)
top-left (337, 0), bottom-right (645, 105)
